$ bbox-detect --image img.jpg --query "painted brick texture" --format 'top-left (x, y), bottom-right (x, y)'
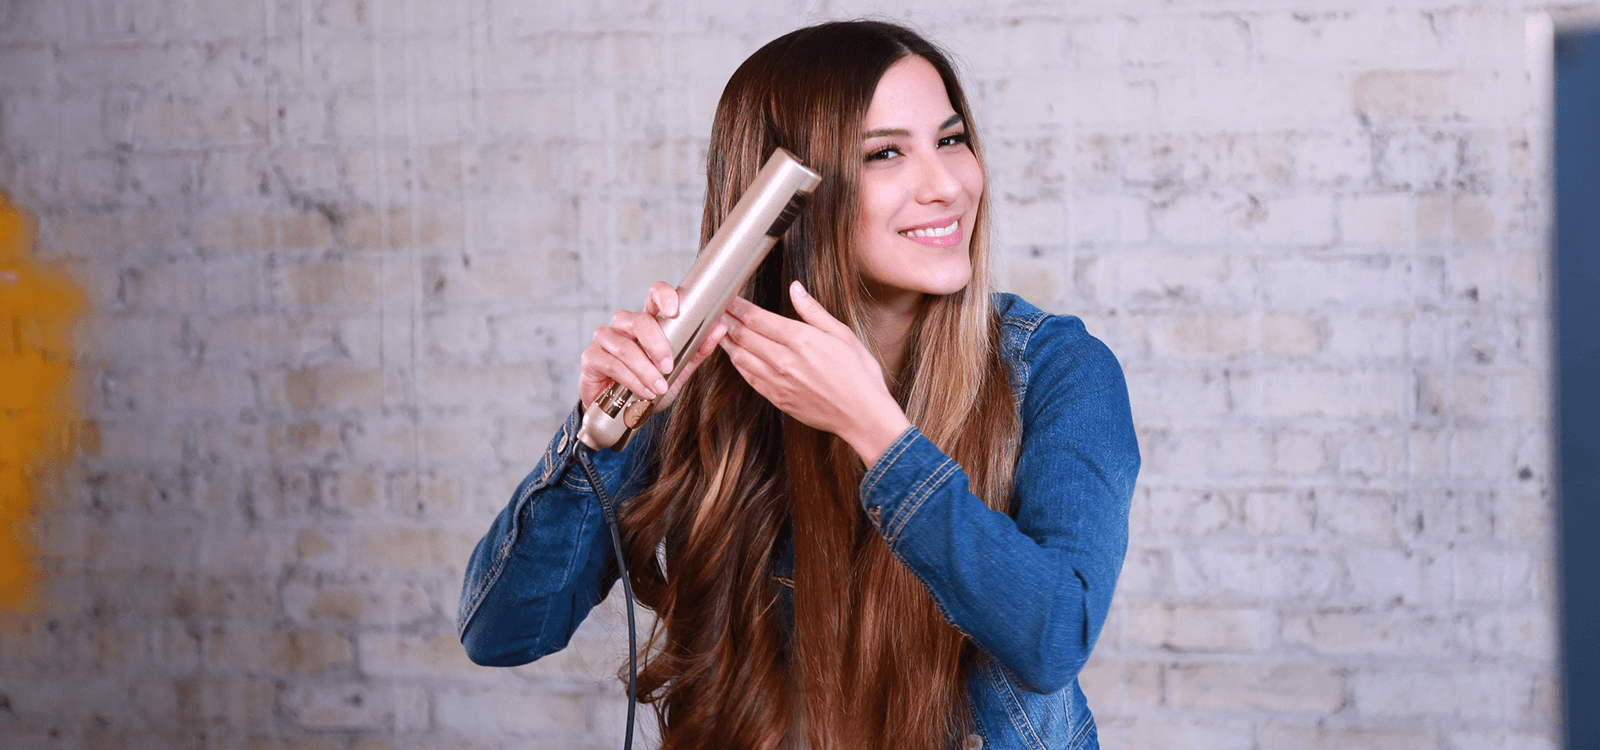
top-left (0, 1), bottom-right (1589, 748)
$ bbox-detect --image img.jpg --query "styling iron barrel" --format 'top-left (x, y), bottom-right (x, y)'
top-left (577, 148), bottom-right (822, 451)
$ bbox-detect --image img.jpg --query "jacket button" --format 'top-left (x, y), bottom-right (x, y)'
top-left (963, 733), bottom-right (983, 750)
top-left (557, 427), bottom-right (569, 454)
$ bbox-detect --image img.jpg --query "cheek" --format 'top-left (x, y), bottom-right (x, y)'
top-left (856, 178), bottom-right (899, 227)
top-left (957, 156), bottom-right (985, 201)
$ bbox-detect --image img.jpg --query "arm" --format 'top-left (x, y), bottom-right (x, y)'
top-left (457, 406), bottom-right (657, 666)
top-left (718, 286), bottom-right (1137, 692)
top-left (859, 318), bottom-right (1138, 694)
top-left (459, 282), bottom-right (724, 666)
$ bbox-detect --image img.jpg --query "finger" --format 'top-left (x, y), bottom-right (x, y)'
top-left (590, 327), bottom-right (670, 398)
top-left (643, 281), bottom-right (679, 319)
top-left (582, 342), bottom-right (658, 401)
top-left (658, 321), bottom-right (731, 410)
top-left (788, 281), bottom-right (854, 338)
top-left (725, 295), bottom-right (807, 342)
top-left (661, 331), bottom-right (723, 404)
top-left (612, 309), bottom-right (675, 374)
top-left (671, 322), bottom-right (729, 388)
top-left (718, 334), bottom-right (780, 396)
top-left (577, 371), bottom-right (613, 407)
top-left (721, 308), bottom-right (788, 368)
top-left (699, 320), bottom-right (729, 356)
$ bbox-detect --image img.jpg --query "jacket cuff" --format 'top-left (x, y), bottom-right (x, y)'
top-left (525, 402), bottom-right (628, 497)
top-left (859, 426), bottom-right (961, 546)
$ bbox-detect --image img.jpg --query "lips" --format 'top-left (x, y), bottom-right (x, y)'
top-left (898, 218), bottom-right (962, 248)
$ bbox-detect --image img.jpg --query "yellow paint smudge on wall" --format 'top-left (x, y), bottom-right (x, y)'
top-left (0, 195), bottom-right (83, 610)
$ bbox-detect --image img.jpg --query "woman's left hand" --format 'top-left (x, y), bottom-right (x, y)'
top-left (719, 281), bottom-right (911, 467)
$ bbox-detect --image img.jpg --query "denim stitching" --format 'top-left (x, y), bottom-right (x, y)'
top-left (1000, 309), bottom-right (1046, 335)
top-left (893, 456), bottom-right (955, 532)
top-left (966, 696), bottom-right (995, 750)
top-left (989, 659), bottom-right (1046, 750)
top-left (885, 460), bottom-right (953, 545)
top-left (960, 697), bottom-right (985, 750)
top-left (860, 432), bottom-right (908, 500)
top-left (861, 427), bottom-right (917, 501)
top-left (458, 479), bottom-right (542, 637)
top-left (1061, 681), bottom-right (1077, 748)
top-left (887, 458), bottom-right (958, 543)
top-left (883, 454), bottom-right (953, 540)
top-left (860, 436), bottom-right (895, 499)
top-left (865, 444), bottom-right (974, 636)
top-left (562, 461), bottom-right (619, 491)
top-left (459, 408), bottom-right (581, 637)
top-left (1069, 714), bottom-right (1095, 750)
top-left (556, 485), bottom-right (598, 594)
top-left (1002, 311), bottom-right (1040, 405)
top-left (881, 531), bottom-right (974, 640)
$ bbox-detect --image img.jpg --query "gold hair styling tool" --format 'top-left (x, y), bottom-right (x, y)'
top-left (578, 148), bottom-right (822, 451)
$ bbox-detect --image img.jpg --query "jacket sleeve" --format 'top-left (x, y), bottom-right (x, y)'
top-left (457, 403), bottom-right (658, 666)
top-left (858, 316), bottom-right (1139, 694)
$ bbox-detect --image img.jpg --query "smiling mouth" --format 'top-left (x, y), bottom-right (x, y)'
top-left (899, 219), bottom-right (959, 239)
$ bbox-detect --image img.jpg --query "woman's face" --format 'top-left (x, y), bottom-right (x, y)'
top-left (854, 55), bottom-right (984, 309)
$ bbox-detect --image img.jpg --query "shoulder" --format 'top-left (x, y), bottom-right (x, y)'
top-left (992, 293), bottom-right (1125, 400)
top-left (991, 295), bottom-right (1140, 497)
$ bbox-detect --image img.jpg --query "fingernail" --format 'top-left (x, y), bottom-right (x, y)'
top-left (654, 378), bottom-right (669, 393)
top-left (658, 357), bottom-right (673, 373)
top-left (791, 280), bottom-right (807, 296)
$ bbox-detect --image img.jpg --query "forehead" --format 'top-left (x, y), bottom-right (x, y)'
top-left (863, 56), bottom-right (956, 127)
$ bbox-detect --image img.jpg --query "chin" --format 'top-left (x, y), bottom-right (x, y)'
top-left (922, 276), bottom-right (973, 298)
top-left (932, 265), bottom-right (974, 295)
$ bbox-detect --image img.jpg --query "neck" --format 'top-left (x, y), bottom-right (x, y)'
top-left (864, 290), bottom-right (923, 378)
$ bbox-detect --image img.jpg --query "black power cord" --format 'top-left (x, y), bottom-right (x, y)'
top-left (575, 445), bottom-right (638, 750)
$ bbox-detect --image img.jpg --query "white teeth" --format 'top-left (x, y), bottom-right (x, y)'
top-left (900, 220), bottom-right (959, 239)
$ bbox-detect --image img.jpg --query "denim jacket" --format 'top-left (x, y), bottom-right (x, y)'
top-left (458, 293), bottom-right (1140, 750)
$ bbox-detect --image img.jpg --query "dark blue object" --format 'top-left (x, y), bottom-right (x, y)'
top-left (1558, 26), bottom-right (1600, 750)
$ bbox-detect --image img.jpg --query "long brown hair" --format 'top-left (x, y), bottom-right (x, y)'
top-left (619, 21), bottom-right (1022, 750)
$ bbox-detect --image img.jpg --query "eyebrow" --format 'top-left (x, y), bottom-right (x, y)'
top-left (862, 113), bottom-right (964, 140)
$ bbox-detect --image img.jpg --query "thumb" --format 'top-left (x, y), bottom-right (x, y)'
top-left (644, 281), bottom-right (678, 318)
top-left (789, 281), bottom-right (852, 336)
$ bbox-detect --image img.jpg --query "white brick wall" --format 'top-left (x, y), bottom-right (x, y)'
top-left (2, 0), bottom-right (1591, 748)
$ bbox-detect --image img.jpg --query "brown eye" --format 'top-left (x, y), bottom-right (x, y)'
top-left (865, 146), bottom-right (902, 163)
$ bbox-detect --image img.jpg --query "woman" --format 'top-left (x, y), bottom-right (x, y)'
top-left (459, 20), bottom-right (1139, 750)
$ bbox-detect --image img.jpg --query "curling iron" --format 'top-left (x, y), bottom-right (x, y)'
top-left (577, 148), bottom-right (822, 451)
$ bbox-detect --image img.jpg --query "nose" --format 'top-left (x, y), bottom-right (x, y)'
top-left (914, 152), bottom-right (963, 206)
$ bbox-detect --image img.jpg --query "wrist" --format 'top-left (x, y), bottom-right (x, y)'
top-left (843, 400), bottom-right (911, 469)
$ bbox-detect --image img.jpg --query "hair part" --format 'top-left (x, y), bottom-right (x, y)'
top-left (621, 20), bottom-right (1022, 750)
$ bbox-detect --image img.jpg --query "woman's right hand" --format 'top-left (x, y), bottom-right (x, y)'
top-left (578, 281), bottom-right (727, 411)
